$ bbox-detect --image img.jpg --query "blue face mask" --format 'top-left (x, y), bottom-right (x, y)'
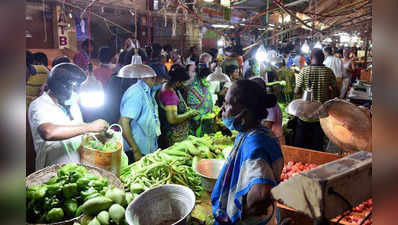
top-left (222, 116), bottom-right (243, 132)
top-left (152, 83), bottom-right (162, 91)
top-left (64, 92), bottom-right (79, 106)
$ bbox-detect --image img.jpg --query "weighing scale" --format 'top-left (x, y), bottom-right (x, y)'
top-left (275, 99), bottom-right (372, 224)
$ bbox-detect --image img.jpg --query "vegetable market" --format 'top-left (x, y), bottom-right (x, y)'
top-left (26, 0), bottom-right (373, 224)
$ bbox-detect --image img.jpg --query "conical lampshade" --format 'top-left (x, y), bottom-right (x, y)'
top-left (206, 66), bottom-right (231, 83)
top-left (286, 88), bottom-right (322, 119)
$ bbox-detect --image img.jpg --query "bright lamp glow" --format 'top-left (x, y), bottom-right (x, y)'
top-left (79, 73), bottom-right (105, 108)
top-left (203, 0), bottom-right (214, 2)
top-left (212, 24), bottom-right (234, 29)
top-left (79, 91), bottom-right (104, 108)
top-left (220, 0), bottom-right (230, 7)
top-left (217, 38), bottom-right (225, 47)
top-left (255, 45), bottom-right (268, 62)
top-left (301, 41), bottom-right (310, 54)
top-left (284, 15), bottom-right (291, 23)
top-left (314, 41), bottom-right (322, 49)
top-left (339, 33), bottom-right (350, 43)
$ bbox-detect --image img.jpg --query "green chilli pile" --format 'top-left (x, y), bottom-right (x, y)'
top-left (120, 132), bottom-right (235, 200)
top-left (26, 164), bottom-right (132, 225)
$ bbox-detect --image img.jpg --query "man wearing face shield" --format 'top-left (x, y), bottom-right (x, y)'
top-left (119, 64), bottom-right (164, 162)
top-left (28, 63), bottom-right (109, 170)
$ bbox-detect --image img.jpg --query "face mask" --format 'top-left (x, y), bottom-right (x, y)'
top-left (222, 116), bottom-right (243, 132)
top-left (64, 92), bottom-right (79, 106)
top-left (152, 82), bottom-right (162, 91)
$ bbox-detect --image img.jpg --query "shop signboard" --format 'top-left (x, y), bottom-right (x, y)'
top-left (56, 6), bottom-right (70, 49)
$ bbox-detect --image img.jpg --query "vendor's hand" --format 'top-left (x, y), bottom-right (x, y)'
top-left (87, 119), bottom-right (109, 133)
top-left (189, 109), bottom-right (200, 117)
top-left (132, 150), bottom-right (143, 162)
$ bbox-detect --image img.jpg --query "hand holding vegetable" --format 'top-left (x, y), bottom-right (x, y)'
top-left (87, 120), bottom-right (109, 133)
top-left (189, 109), bottom-right (200, 117)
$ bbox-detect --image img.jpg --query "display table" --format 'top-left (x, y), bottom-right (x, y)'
top-left (191, 145), bottom-right (371, 225)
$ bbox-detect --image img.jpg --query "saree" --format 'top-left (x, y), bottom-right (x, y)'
top-left (211, 128), bottom-right (284, 225)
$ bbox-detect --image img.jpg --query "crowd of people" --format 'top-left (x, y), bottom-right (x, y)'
top-left (25, 37), bottom-right (368, 225)
top-left (26, 38), bottom-right (363, 169)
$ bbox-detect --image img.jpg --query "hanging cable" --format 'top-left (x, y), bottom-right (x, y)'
top-left (88, 7), bottom-right (91, 60)
top-left (57, 0), bottom-right (133, 34)
top-left (134, 0), bottom-right (138, 40)
top-left (43, 0), bottom-right (47, 42)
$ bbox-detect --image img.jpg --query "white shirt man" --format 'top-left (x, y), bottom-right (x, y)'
top-left (28, 63), bottom-right (108, 170)
top-left (323, 55), bottom-right (345, 79)
top-left (29, 92), bottom-right (83, 170)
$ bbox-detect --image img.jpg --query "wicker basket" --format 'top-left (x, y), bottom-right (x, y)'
top-left (26, 163), bottom-right (124, 225)
top-left (79, 135), bottom-right (122, 178)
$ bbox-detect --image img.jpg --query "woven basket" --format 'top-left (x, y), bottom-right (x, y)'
top-left (26, 163), bottom-right (124, 225)
top-left (79, 135), bottom-right (122, 178)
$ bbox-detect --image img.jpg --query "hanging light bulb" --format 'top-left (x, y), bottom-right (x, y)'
top-left (218, 48), bottom-right (224, 56)
top-left (220, 0), bottom-right (231, 7)
top-left (79, 64), bottom-right (104, 108)
top-left (301, 41), bottom-right (310, 54)
top-left (255, 45), bottom-right (268, 62)
top-left (314, 41), bottom-right (322, 49)
top-left (217, 38), bottom-right (225, 48)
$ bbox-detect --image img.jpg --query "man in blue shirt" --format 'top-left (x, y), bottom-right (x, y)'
top-left (119, 64), bottom-right (163, 162)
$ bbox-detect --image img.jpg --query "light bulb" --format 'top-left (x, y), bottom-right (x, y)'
top-left (255, 45), bottom-right (268, 62)
top-left (79, 73), bottom-right (104, 108)
top-left (79, 91), bottom-right (104, 108)
top-left (217, 38), bottom-right (225, 47)
top-left (314, 42), bottom-right (322, 49)
top-left (301, 41), bottom-right (310, 54)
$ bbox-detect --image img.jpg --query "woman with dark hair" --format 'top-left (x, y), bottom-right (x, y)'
top-left (250, 77), bottom-right (285, 145)
top-left (52, 56), bottom-right (70, 68)
top-left (94, 46), bottom-right (114, 85)
top-left (212, 79), bottom-right (283, 225)
top-left (157, 65), bottom-right (199, 147)
top-left (217, 64), bottom-right (239, 107)
top-left (73, 39), bottom-right (95, 71)
top-left (184, 67), bottom-right (214, 136)
top-left (33, 52), bottom-right (49, 68)
top-left (186, 67), bottom-right (213, 116)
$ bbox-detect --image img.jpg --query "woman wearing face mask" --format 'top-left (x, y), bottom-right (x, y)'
top-left (184, 67), bottom-right (214, 136)
top-left (212, 80), bottom-right (283, 225)
top-left (157, 65), bottom-right (200, 148)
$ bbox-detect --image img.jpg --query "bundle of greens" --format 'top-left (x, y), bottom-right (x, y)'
top-left (83, 139), bottom-right (119, 152)
top-left (120, 133), bottom-right (235, 201)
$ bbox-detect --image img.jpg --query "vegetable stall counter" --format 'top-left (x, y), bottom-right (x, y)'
top-left (278, 145), bottom-right (372, 225)
top-left (189, 145), bottom-right (372, 225)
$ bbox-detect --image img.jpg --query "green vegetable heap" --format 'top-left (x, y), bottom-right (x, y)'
top-left (83, 139), bottom-right (119, 152)
top-left (27, 164), bottom-right (132, 225)
top-left (120, 132), bottom-right (235, 201)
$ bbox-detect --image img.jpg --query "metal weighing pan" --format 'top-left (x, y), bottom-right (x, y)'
top-left (318, 99), bottom-right (372, 153)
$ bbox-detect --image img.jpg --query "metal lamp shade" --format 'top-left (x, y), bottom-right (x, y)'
top-left (318, 99), bottom-right (372, 152)
top-left (286, 88), bottom-right (322, 119)
top-left (116, 64), bottom-right (156, 79)
top-left (206, 66), bottom-right (231, 83)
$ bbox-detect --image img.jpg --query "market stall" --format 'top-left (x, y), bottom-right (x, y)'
top-left (26, 0), bottom-right (373, 224)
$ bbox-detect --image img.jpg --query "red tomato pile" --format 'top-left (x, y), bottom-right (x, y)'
top-left (341, 199), bottom-right (372, 225)
top-left (280, 161), bottom-right (318, 181)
